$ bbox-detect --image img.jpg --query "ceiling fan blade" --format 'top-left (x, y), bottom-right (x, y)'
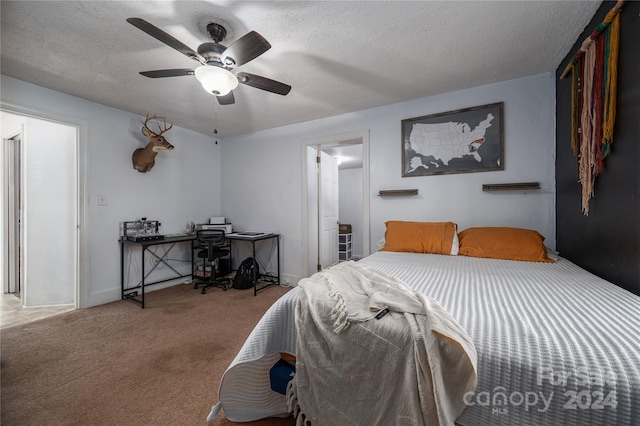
top-left (217, 91), bottom-right (235, 105)
top-left (220, 31), bottom-right (271, 67)
top-left (127, 17), bottom-right (203, 63)
top-left (237, 72), bottom-right (291, 96)
top-left (139, 69), bottom-right (195, 78)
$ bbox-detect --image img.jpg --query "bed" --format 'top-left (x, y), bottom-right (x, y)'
top-left (208, 224), bottom-right (640, 425)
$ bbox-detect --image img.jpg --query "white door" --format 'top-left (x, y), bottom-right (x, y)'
top-left (318, 151), bottom-right (339, 270)
top-left (302, 130), bottom-right (370, 278)
top-left (23, 118), bottom-right (77, 306)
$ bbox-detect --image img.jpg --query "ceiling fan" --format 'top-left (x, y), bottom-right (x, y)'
top-left (127, 17), bottom-right (291, 105)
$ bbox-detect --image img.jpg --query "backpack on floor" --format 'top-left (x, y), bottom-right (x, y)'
top-left (233, 257), bottom-right (259, 290)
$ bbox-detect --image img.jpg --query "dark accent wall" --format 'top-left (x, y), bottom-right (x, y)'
top-left (556, 1), bottom-right (640, 295)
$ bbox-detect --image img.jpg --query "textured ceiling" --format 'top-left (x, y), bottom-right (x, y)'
top-left (0, 1), bottom-right (600, 138)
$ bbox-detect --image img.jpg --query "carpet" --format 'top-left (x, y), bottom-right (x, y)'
top-left (1, 282), bottom-right (296, 426)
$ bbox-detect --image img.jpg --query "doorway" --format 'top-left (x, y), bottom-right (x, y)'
top-left (322, 144), bottom-right (365, 260)
top-left (3, 133), bottom-right (21, 296)
top-left (301, 130), bottom-right (370, 276)
top-left (1, 108), bottom-right (83, 310)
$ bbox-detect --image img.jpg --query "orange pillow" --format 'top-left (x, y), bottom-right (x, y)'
top-left (382, 221), bottom-right (457, 255)
top-left (458, 227), bottom-right (554, 263)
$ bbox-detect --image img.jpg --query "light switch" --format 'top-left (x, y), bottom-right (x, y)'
top-left (97, 194), bottom-right (108, 206)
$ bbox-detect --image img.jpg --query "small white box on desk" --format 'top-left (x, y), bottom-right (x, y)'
top-left (210, 217), bottom-right (226, 225)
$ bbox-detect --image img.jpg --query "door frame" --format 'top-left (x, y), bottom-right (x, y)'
top-left (1, 102), bottom-right (88, 309)
top-left (2, 133), bottom-right (21, 295)
top-left (301, 130), bottom-right (370, 277)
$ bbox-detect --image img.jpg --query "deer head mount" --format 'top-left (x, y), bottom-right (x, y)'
top-left (132, 114), bottom-right (174, 173)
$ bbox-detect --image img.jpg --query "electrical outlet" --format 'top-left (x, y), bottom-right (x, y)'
top-left (97, 193), bottom-right (108, 206)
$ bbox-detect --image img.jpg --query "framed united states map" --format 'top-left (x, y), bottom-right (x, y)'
top-left (401, 102), bottom-right (504, 177)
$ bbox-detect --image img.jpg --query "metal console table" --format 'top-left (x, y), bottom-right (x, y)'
top-left (227, 233), bottom-right (280, 296)
top-left (119, 234), bottom-right (196, 308)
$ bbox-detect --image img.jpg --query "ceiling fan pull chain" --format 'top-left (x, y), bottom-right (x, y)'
top-left (213, 103), bottom-right (219, 144)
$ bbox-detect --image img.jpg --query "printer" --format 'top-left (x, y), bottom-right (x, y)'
top-left (199, 217), bottom-right (232, 234)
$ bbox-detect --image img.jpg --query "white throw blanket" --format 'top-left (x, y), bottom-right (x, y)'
top-left (286, 261), bottom-right (477, 426)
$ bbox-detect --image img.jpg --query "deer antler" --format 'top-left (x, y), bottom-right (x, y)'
top-left (142, 113), bottom-right (173, 136)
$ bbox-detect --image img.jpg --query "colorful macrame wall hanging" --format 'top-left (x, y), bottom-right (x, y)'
top-left (560, 0), bottom-right (623, 216)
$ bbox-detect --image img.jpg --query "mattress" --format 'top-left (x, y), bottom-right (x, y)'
top-left (359, 252), bottom-right (640, 426)
top-left (209, 252), bottom-right (640, 425)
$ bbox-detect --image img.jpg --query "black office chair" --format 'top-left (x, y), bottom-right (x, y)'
top-left (194, 229), bottom-right (230, 294)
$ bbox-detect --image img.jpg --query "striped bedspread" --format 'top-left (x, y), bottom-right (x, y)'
top-left (209, 252), bottom-right (640, 425)
top-left (359, 252), bottom-right (640, 426)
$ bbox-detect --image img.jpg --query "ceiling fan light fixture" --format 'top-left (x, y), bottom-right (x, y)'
top-left (194, 66), bottom-right (238, 96)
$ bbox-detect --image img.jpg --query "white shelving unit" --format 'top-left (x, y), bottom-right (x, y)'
top-left (339, 233), bottom-right (352, 261)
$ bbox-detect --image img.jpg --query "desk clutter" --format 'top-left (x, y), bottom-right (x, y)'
top-left (119, 216), bottom-right (281, 307)
top-left (121, 217), bottom-right (235, 242)
top-left (122, 218), bottom-right (164, 242)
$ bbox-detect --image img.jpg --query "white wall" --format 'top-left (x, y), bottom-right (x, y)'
top-left (339, 168), bottom-right (363, 258)
top-left (222, 73), bottom-right (556, 281)
top-left (1, 113), bottom-right (24, 139)
top-left (1, 72), bottom-right (556, 304)
top-left (1, 75), bottom-right (223, 307)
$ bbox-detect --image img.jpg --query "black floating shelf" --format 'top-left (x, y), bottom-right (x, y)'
top-left (378, 189), bottom-right (419, 197)
top-left (482, 182), bottom-right (541, 192)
